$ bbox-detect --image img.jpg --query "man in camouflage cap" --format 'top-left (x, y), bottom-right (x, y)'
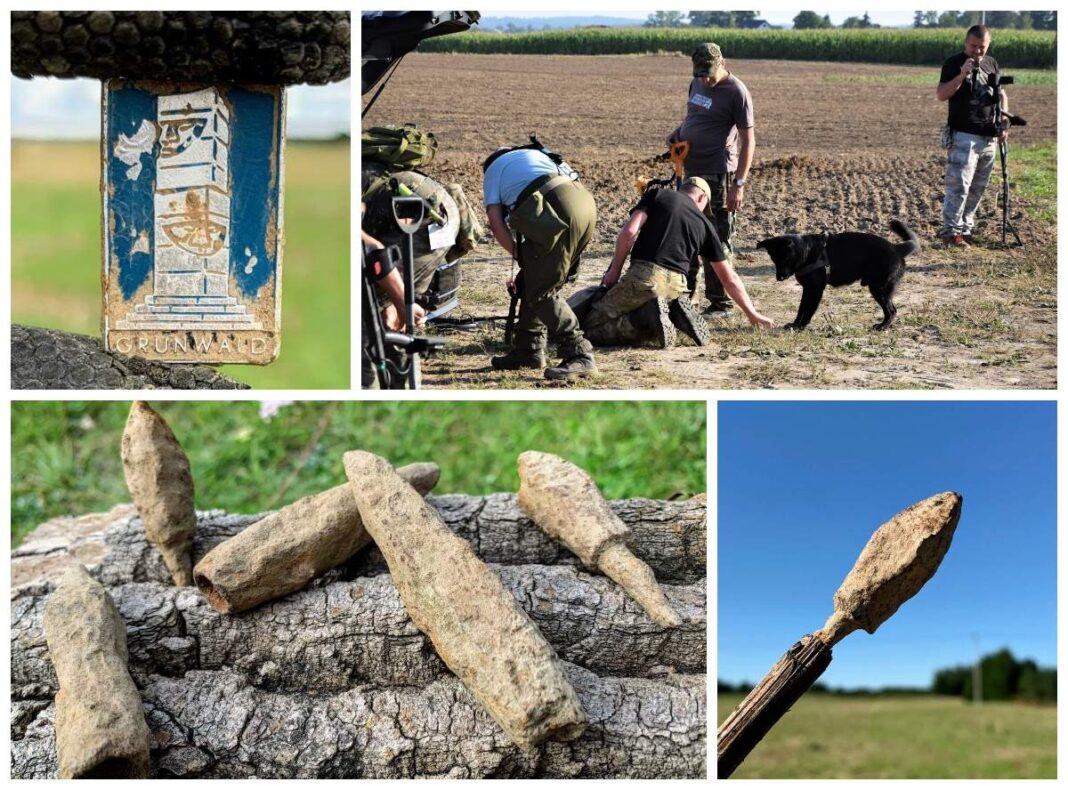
top-left (667, 42), bottom-right (756, 315)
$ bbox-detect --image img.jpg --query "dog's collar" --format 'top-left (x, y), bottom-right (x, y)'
top-left (795, 248), bottom-right (830, 277)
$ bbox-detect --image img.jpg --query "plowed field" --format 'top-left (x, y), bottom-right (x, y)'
top-left (363, 54), bottom-right (1056, 389)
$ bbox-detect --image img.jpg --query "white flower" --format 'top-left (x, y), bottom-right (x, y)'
top-left (259, 400), bottom-right (295, 422)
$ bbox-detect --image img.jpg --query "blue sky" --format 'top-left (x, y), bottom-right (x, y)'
top-left (718, 401), bottom-right (1057, 690)
top-left (11, 77), bottom-right (350, 140)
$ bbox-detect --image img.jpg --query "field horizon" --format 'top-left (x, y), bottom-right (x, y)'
top-left (717, 691), bottom-right (1056, 778)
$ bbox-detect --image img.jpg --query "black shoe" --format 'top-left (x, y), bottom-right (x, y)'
top-left (631, 298), bottom-right (677, 348)
top-left (669, 298), bottom-right (711, 346)
top-left (491, 348), bottom-right (545, 371)
top-left (701, 302), bottom-right (733, 317)
top-left (544, 353), bottom-right (596, 381)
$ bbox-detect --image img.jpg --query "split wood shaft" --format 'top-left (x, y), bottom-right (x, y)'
top-left (517, 451), bottom-right (681, 626)
top-left (44, 564), bottom-right (150, 779)
top-left (718, 492), bottom-right (962, 778)
top-left (194, 462), bottom-right (439, 613)
top-left (344, 450), bottom-right (587, 751)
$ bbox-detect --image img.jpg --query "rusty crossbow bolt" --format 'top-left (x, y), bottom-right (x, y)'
top-left (344, 451), bottom-right (587, 751)
top-left (194, 462), bottom-right (440, 614)
top-left (44, 564), bottom-right (151, 779)
top-left (718, 491), bottom-right (962, 779)
top-left (517, 451), bottom-right (682, 627)
top-left (121, 400), bottom-right (196, 587)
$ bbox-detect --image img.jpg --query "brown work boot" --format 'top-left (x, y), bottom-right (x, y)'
top-left (945, 234), bottom-right (968, 248)
top-left (544, 353), bottom-right (596, 381)
top-left (491, 348), bottom-right (545, 371)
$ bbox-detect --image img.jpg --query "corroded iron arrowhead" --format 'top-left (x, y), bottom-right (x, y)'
top-left (817, 491), bottom-right (963, 646)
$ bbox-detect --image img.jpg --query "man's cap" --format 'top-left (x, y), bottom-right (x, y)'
top-left (692, 43), bottom-right (723, 77)
top-left (682, 176), bottom-right (712, 203)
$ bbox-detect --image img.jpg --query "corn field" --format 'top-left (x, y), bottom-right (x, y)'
top-left (419, 27), bottom-right (1056, 68)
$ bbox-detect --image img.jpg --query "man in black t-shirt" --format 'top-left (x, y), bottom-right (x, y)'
top-left (584, 178), bottom-right (773, 347)
top-left (936, 24), bottom-right (1009, 246)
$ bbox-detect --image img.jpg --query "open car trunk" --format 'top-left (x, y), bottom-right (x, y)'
top-left (362, 11), bottom-right (480, 96)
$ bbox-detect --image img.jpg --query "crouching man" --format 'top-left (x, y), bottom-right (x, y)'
top-left (585, 177), bottom-right (773, 346)
top-left (483, 145), bottom-right (598, 381)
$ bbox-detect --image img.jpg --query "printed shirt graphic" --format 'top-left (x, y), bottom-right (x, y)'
top-left (673, 75), bottom-right (755, 175)
top-left (102, 81), bottom-right (284, 364)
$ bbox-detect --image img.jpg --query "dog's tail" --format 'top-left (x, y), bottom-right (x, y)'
top-left (889, 219), bottom-right (920, 259)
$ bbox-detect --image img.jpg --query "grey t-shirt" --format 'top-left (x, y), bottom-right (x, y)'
top-left (672, 74), bottom-right (754, 175)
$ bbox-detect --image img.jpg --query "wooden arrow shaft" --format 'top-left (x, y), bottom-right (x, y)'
top-left (717, 635), bottom-right (833, 778)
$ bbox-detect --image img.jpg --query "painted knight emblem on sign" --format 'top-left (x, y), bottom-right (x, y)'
top-left (103, 81), bottom-right (284, 363)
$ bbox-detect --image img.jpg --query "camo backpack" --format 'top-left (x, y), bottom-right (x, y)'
top-left (361, 124), bottom-right (437, 170)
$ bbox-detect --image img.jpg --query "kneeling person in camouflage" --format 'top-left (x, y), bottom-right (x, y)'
top-left (484, 146), bottom-right (598, 381)
top-left (586, 178), bottom-right (773, 347)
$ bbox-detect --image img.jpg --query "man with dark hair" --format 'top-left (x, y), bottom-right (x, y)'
top-left (584, 177), bottom-right (773, 347)
top-left (667, 42), bottom-right (755, 314)
top-left (482, 146), bottom-right (598, 381)
top-left (937, 24), bottom-right (1009, 246)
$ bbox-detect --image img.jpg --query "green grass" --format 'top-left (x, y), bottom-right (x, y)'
top-left (421, 27), bottom-right (1056, 68)
top-left (11, 140), bottom-right (350, 389)
top-left (10, 400), bottom-right (706, 546)
top-left (718, 693), bottom-right (1056, 778)
top-left (1010, 144), bottom-right (1057, 224)
top-left (824, 68), bottom-right (1056, 86)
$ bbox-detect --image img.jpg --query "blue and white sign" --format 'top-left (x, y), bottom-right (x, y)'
top-left (102, 81), bottom-right (284, 363)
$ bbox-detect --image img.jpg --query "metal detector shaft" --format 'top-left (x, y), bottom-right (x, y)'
top-left (391, 196), bottom-right (427, 389)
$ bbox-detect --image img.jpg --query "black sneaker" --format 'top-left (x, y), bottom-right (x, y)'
top-left (544, 354), bottom-right (596, 381)
top-left (669, 298), bottom-right (712, 346)
top-left (491, 348), bottom-right (545, 371)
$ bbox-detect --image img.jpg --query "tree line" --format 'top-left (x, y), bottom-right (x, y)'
top-left (933, 648), bottom-right (1056, 703)
top-left (720, 647), bottom-right (1056, 703)
top-left (644, 10), bottom-right (1057, 30)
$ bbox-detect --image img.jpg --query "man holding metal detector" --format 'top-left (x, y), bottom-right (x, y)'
top-left (361, 201), bottom-right (441, 390)
top-left (668, 42), bottom-right (755, 315)
top-left (483, 142), bottom-right (598, 381)
top-left (937, 24), bottom-right (1024, 247)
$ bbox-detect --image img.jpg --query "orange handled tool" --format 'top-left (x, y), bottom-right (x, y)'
top-left (670, 141), bottom-right (690, 187)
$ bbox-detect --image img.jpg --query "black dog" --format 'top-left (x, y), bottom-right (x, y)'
top-left (756, 220), bottom-right (920, 331)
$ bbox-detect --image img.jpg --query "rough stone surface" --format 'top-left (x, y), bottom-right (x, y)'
top-left (11, 325), bottom-right (248, 390)
top-left (817, 492), bottom-right (963, 644)
top-left (12, 497), bottom-right (707, 778)
top-left (518, 451), bottom-right (681, 626)
top-left (11, 11), bottom-right (349, 84)
top-left (121, 402), bottom-right (196, 587)
top-left (345, 451), bottom-right (587, 751)
top-left (194, 463), bottom-right (441, 613)
top-left (43, 565), bottom-right (150, 778)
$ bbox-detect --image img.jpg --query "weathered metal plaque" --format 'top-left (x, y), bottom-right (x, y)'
top-left (102, 81), bottom-right (284, 364)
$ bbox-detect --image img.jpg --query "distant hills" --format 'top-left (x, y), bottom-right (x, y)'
top-left (479, 16), bottom-right (644, 31)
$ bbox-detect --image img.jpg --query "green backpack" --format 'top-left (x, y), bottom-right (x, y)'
top-left (361, 124), bottom-right (437, 170)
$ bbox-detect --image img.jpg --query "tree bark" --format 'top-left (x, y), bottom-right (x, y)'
top-left (11, 494), bottom-right (706, 589)
top-left (11, 497), bottom-right (707, 778)
top-left (11, 326), bottom-right (248, 390)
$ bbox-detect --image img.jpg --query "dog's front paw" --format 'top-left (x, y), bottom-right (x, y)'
top-left (872, 321), bottom-right (893, 331)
